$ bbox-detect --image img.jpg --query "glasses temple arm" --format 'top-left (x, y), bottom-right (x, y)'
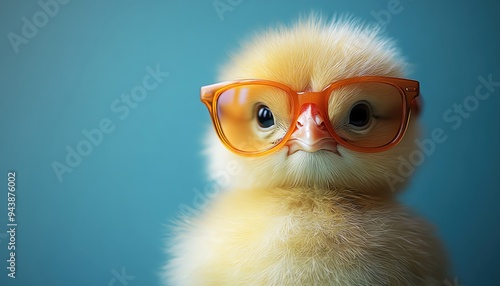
top-left (410, 92), bottom-right (423, 116)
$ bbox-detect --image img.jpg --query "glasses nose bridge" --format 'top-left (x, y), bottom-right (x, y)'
top-left (296, 90), bottom-right (328, 111)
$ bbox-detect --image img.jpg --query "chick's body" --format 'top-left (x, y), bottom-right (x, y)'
top-left (165, 16), bottom-right (447, 286)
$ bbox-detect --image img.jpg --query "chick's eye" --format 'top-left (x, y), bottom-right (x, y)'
top-left (349, 102), bottom-right (371, 129)
top-left (256, 105), bottom-right (274, 128)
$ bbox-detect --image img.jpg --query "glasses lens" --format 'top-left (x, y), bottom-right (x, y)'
top-left (328, 82), bottom-right (405, 148)
top-left (216, 84), bottom-right (293, 153)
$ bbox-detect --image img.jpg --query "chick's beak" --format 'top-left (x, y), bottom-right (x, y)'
top-left (286, 103), bottom-right (339, 155)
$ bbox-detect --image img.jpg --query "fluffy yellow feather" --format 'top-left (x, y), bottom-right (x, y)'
top-left (164, 15), bottom-right (447, 285)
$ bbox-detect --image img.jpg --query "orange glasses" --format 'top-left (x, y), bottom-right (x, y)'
top-left (201, 76), bottom-right (421, 156)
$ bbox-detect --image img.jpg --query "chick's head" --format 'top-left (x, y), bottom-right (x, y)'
top-left (204, 16), bottom-right (421, 195)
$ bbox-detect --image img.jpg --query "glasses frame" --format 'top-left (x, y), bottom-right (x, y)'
top-left (201, 76), bottom-right (421, 156)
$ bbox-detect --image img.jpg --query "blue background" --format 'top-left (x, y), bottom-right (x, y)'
top-left (1, 0), bottom-right (499, 285)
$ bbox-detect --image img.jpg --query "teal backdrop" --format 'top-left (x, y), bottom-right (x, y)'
top-left (1, 0), bottom-right (499, 285)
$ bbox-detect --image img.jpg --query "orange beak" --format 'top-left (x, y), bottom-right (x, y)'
top-left (286, 103), bottom-right (339, 155)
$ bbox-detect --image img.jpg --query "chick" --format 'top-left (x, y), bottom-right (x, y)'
top-left (164, 15), bottom-right (447, 286)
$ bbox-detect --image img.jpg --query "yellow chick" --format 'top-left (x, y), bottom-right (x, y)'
top-left (164, 15), bottom-right (447, 286)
